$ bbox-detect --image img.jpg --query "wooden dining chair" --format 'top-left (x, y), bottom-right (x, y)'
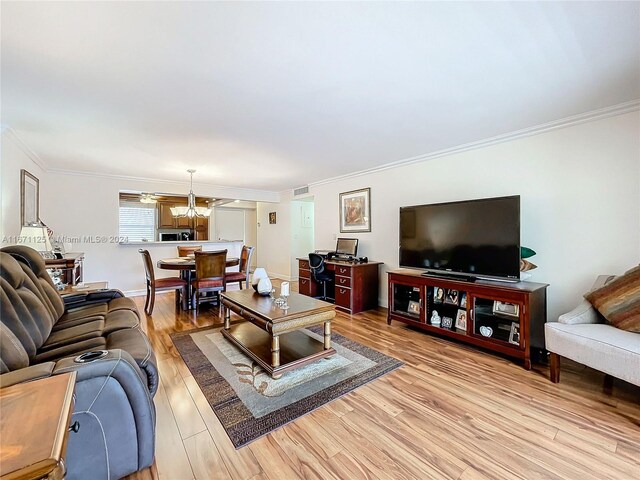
top-left (225, 245), bottom-right (255, 289)
top-left (177, 245), bottom-right (202, 257)
top-left (192, 250), bottom-right (227, 311)
top-left (139, 249), bottom-right (188, 315)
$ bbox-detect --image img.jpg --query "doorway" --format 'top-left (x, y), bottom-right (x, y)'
top-left (290, 198), bottom-right (314, 279)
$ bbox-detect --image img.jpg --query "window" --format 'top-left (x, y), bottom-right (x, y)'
top-left (119, 200), bottom-right (156, 242)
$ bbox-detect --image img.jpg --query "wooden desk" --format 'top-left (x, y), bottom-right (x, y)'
top-left (297, 258), bottom-right (382, 314)
top-left (0, 372), bottom-right (77, 480)
top-left (221, 290), bottom-right (336, 379)
top-left (45, 253), bottom-right (84, 286)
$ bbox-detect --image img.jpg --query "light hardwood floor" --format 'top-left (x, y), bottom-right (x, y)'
top-left (125, 285), bottom-right (639, 480)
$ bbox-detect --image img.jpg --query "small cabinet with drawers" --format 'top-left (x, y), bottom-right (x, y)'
top-left (297, 258), bottom-right (381, 314)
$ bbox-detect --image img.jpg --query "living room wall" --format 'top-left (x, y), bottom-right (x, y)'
top-left (290, 111), bottom-right (639, 321)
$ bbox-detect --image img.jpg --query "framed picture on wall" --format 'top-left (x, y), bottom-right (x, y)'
top-left (269, 212), bottom-right (277, 224)
top-left (339, 187), bottom-right (371, 233)
top-left (20, 169), bottom-right (39, 226)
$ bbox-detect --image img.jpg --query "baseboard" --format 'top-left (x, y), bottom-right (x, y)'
top-left (124, 289), bottom-right (146, 297)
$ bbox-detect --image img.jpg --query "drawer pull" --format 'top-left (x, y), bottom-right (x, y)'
top-left (339, 288), bottom-right (347, 294)
top-left (301, 279), bottom-right (307, 284)
top-left (339, 278), bottom-right (347, 284)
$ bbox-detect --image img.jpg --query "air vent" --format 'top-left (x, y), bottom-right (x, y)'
top-left (294, 186), bottom-right (309, 196)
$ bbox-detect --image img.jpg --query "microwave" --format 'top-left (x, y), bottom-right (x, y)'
top-left (159, 233), bottom-right (180, 241)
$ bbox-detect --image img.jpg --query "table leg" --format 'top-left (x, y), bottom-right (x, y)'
top-left (324, 321), bottom-right (331, 350)
top-left (271, 335), bottom-right (280, 368)
top-left (223, 303), bottom-right (230, 330)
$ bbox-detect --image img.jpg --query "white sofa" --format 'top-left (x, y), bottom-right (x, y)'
top-left (545, 275), bottom-right (640, 387)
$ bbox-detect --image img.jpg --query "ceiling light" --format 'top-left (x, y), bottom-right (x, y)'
top-left (171, 169), bottom-right (212, 218)
top-left (140, 193), bottom-right (157, 204)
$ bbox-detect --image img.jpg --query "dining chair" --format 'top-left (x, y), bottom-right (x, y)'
top-left (192, 249), bottom-right (227, 311)
top-left (225, 245), bottom-right (255, 290)
top-left (139, 249), bottom-right (188, 315)
top-left (177, 245), bottom-right (202, 257)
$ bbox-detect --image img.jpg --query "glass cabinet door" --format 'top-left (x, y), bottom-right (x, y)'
top-left (391, 283), bottom-right (422, 320)
top-left (472, 296), bottom-right (522, 347)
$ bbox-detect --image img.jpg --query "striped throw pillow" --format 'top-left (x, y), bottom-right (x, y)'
top-left (584, 265), bottom-right (640, 332)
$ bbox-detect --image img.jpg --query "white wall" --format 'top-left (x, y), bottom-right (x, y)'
top-left (15, 170), bottom-right (277, 293)
top-left (290, 199), bottom-right (315, 278)
top-left (1, 130), bottom-right (49, 238)
top-left (256, 201), bottom-right (292, 279)
top-left (267, 111), bottom-right (640, 321)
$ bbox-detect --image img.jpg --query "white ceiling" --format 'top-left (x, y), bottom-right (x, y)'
top-left (2, 2), bottom-right (639, 192)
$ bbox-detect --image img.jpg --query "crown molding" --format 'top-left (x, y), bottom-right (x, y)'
top-left (308, 99), bottom-right (640, 188)
top-left (1, 127), bottom-right (49, 171)
top-left (46, 167), bottom-right (280, 202)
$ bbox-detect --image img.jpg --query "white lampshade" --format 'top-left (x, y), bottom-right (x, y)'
top-left (18, 226), bottom-right (53, 252)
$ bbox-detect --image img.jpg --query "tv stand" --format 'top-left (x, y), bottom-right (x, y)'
top-left (388, 270), bottom-right (548, 369)
top-left (421, 271), bottom-right (477, 282)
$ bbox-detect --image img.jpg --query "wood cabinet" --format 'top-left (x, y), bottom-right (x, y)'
top-left (297, 258), bottom-right (381, 314)
top-left (158, 202), bottom-right (177, 228)
top-left (388, 270), bottom-right (548, 369)
top-left (45, 253), bottom-right (84, 286)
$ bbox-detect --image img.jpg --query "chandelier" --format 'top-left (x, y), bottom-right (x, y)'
top-left (170, 170), bottom-right (212, 218)
top-left (139, 193), bottom-right (157, 204)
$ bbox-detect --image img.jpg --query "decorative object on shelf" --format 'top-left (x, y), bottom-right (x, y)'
top-left (48, 268), bottom-right (66, 290)
top-left (460, 292), bottom-right (467, 308)
top-left (269, 212), bottom-right (277, 224)
top-left (444, 289), bottom-right (459, 306)
top-left (520, 246), bottom-right (538, 280)
top-left (251, 268), bottom-right (273, 296)
top-left (433, 287), bottom-right (444, 303)
top-left (407, 300), bottom-right (420, 315)
top-left (441, 316), bottom-right (453, 329)
top-left (455, 309), bottom-right (468, 330)
top-left (479, 325), bottom-right (493, 337)
top-left (492, 301), bottom-right (520, 318)
top-left (20, 169), bottom-right (39, 226)
top-left (508, 322), bottom-right (521, 345)
top-left (339, 187), bottom-right (371, 233)
top-left (430, 310), bottom-right (441, 326)
top-left (170, 170), bottom-right (212, 218)
top-left (280, 281), bottom-right (290, 297)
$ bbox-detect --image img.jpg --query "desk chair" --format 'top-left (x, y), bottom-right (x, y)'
top-left (139, 249), bottom-right (188, 315)
top-left (192, 250), bottom-right (227, 312)
top-left (309, 253), bottom-right (333, 301)
top-left (225, 245), bottom-right (255, 289)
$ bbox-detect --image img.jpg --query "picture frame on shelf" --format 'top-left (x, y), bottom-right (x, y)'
top-left (444, 289), bottom-right (459, 306)
top-left (493, 301), bottom-right (519, 318)
top-left (455, 309), bottom-right (467, 330)
top-left (433, 287), bottom-right (444, 304)
top-left (407, 300), bottom-right (420, 315)
top-left (441, 316), bottom-right (453, 329)
top-left (509, 322), bottom-right (521, 345)
top-left (339, 187), bottom-right (371, 233)
top-left (460, 292), bottom-right (467, 308)
top-left (20, 169), bottom-right (39, 226)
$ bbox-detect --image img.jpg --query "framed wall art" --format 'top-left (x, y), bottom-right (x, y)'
top-left (339, 187), bottom-right (371, 233)
top-left (269, 212), bottom-right (277, 224)
top-left (20, 169), bottom-right (39, 226)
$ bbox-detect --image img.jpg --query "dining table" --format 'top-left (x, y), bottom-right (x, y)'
top-left (157, 256), bottom-right (240, 310)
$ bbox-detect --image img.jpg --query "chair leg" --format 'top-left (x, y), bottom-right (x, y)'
top-left (181, 286), bottom-right (188, 311)
top-left (549, 352), bottom-right (560, 383)
top-left (148, 286), bottom-right (156, 315)
top-left (144, 284), bottom-right (151, 314)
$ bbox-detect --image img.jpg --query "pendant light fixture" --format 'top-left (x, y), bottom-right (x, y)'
top-left (171, 169), bottom-right (212, 218)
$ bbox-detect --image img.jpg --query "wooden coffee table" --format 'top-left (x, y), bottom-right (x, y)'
top-left (221, 290), bottom-right (336, 379)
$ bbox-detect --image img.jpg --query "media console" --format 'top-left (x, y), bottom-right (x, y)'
top-left (388, 269), bottom-right (548, 369)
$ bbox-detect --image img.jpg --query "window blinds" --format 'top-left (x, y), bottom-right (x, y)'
top-left (119, 200), bottom-right (156, 242)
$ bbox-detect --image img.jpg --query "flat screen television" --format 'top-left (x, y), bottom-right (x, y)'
top-left (399, 195), bottom-right (520, 281)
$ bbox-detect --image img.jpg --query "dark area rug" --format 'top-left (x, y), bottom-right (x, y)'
top-left (171, 325), bottom-right (403, 447)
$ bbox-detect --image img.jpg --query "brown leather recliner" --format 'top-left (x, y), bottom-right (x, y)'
top-left (0, 246), bottom-right (157, 480)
